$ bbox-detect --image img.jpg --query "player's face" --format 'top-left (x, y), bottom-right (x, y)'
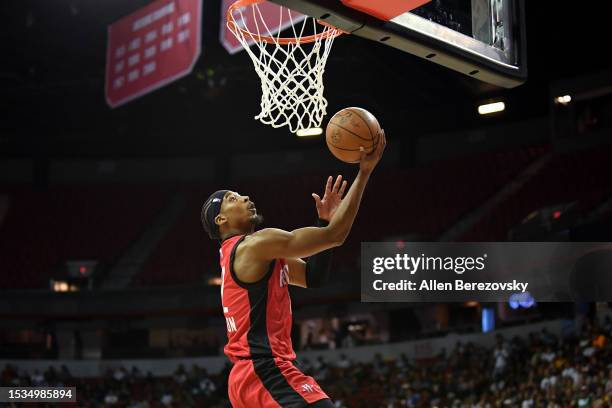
top-left (220, 191), bottom-right (261, 232)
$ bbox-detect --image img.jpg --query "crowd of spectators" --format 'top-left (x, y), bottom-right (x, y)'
top-left (1, 318), bottom-right (610, 407)
top-left (0, 363), bottom-right (231, 407)
top-left (309, 320), bottom-right (611, 407)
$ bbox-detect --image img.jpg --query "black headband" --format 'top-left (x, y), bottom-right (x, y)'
top-left (201, 189), bottom-right (229, 240)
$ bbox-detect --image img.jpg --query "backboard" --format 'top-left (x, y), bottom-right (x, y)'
top-left (269, 0), bottom-right (527, 88)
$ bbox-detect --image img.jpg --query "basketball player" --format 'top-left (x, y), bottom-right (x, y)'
top-left (201, 130), bottom-right (386, 408)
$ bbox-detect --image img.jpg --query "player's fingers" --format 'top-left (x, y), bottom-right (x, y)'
top-left (372, 139), bottom-right (381, 156)
top-left (332, 175), bottom-right (342, 193)
top-left (359, 146), bottom-right (366, 160)
top-left (339, 180), bottom-right (348, 197)
top-left (383, 131), bottom-right (387, 150)
top-left (312, 193), bottom-right (322, 208)
top-left (378, 130), bottom-right (386, 154)
top-left (325, 176), bottom-right (332, 195)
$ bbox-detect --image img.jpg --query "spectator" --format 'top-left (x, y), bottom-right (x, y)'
top-left (173, 363), bottom-right (187, 384)
top-left (30, 369), bottom-right (45, 386)
top-left (492, 342), bottom-right (509, 380)
top-left (2, 322), bottom-right (609, 408)
top-left (336, 354), bottom-right (351, 369)
top-left (113, 366), bottom-right (127, 381)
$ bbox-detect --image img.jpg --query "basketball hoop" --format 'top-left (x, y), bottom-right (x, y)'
top-left (227, 0), bottom-right (344, 133)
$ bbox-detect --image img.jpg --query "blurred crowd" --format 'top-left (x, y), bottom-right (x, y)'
top-left (0, 363), bottom-right (231, 407)
top-left (1, 317), bottom-right (611, 407)
top-left (307, 319), bottom-right (612, 407)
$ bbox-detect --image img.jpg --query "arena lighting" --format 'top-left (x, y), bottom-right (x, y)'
top-left (296, 127), bottom-right (323, 137)
top-left (482, 307), bottom-right (495, 333)
top-left (54, 281), bottom-right (69, 292)
top-left (518, 292), bottom-right (535, 308)
top-left (553, 210), bottom-right (562, 219)
top-left (478, 101), bottom-right (505, 115)
top-left (555, 95), bottom-right (572, 104)
top-left (508, 292), bottom-right (536, 309)
top-left (208, 277), bottom-right (222, 286)
top-left (51, 280), bottom-right (79, 292)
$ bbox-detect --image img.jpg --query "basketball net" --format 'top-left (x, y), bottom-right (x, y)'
top-left (227, 1), bottom-right (342, 133)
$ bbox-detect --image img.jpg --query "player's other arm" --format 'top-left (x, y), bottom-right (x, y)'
top-left (246, 130), bottom-right (386, 261)
top-left (285, 253), bottom-right (333, 289)
top-left (286, 258), bottom-right (307, 288)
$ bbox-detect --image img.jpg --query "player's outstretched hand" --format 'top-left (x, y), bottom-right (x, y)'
top-left (359, 128), bottom-right (386, 175)
top-left (312, 175), bottom-right (348, 222)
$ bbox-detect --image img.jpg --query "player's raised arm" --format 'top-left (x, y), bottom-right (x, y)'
top-left (246, 226), bottom-right (340, 260)
top-left (326, 129), bottom-right (386, 243)
top-left (246, 130), bottom-right (386, 261)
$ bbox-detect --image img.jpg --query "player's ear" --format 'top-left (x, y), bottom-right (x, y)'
top-left (215, 214), bottom-right (227, 227)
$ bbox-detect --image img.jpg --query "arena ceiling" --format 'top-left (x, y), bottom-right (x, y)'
top-left (0, 1), bottom-right (608, 158)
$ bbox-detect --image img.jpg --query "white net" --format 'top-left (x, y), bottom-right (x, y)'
top-left (228, 2), bottom-right (341, 133)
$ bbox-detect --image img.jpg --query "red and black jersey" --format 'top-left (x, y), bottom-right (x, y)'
top-left (220, 234), bottom-right (295, 362)
top-left (219, 234), bottom-right (330, 407)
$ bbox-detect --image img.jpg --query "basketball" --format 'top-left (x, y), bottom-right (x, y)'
top-left (326, 107), bottom-right (381, 163)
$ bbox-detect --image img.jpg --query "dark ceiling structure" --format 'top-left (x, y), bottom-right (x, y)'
top-left (0, 0), bottom-right (608, 158)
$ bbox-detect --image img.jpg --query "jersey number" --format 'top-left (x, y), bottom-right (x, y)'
top-left (221, 266), bottom-right (237, 333)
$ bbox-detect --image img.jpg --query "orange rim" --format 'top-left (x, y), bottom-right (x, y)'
top-left (227, 0), bottom-right (344, 45)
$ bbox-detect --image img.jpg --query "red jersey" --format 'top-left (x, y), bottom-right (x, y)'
top-left (220, 234), bottom-right (296, 362)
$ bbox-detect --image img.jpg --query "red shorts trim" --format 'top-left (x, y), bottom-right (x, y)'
top-left (228, 358), bottom-right (328, 408)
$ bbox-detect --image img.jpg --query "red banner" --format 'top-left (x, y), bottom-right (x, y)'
top-left (105, 0), bottom-right (202, 108)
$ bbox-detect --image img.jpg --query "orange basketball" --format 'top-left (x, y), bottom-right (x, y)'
top-left (325, 107), bottom-right (381, 163)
